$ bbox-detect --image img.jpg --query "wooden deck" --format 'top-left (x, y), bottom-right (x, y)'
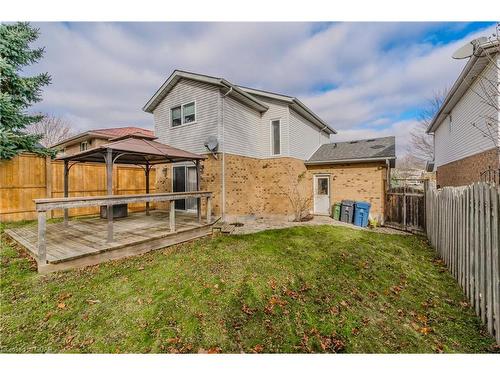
top-left (5, 210), bottom-right (213, 273)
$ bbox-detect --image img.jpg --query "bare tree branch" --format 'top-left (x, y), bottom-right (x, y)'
top-left (407, 89), bottom-right (447, 163)
top-left (26, 114), bottom-right (75, 147)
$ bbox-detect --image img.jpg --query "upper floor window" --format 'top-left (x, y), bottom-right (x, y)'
top-left (171, 102), bottom-right (196, 127)
top-left (271, 119), bottom-right (281, 155)
top-left (80, 141), bottom-right (88, 152)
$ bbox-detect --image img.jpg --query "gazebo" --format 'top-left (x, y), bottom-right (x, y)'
top-left (55, 134), bottom-right (207, 241)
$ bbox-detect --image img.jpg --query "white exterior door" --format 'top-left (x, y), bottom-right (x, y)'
top-left (313, 175), bottom-right (330, 215)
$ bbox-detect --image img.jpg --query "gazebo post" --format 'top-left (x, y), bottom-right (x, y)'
top-left (106, 148), bottom-right (114, 243)
top-left (145, 162), bottom-right (150, 216)
top-left (63, 160), bottom-right (69, 225)
top-left (196, 160), bottom-right (201, 223)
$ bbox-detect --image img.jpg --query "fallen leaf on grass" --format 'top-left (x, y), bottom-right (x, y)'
top-left (329, 306), bottom-right (339, 315)
top-left (44, 311), bottom-right (54, 321)
top-left (86, 299), bottom-right (101, 305)
top-left (252, 344), bottom-right (264, 353)
top-left (207, 347), bottom-right (221, 354)
top-left (57, 302), bottom-right (66, 309)
top-left (420, 326), bottom-right (433, 335)
top-left (241, 304), bottom-right (255, 316)
top-left (166, 337), bottom-right (180, 344)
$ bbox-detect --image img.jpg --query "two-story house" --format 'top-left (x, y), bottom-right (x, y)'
top-left (52, 126), bottom-right (155, 156)
top-left (426, 38), bottom-right (499, 187)
top-left (144, 70), bottom-right (395, 222)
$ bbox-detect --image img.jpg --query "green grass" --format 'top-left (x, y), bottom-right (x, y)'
top-left (0, 223), bottom-right (496, 353)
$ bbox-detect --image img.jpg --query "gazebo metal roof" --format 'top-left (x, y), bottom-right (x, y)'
top-left (56, 135), bottom-right (205, 165)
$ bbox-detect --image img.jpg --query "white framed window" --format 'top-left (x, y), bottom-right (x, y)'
top-left (171, 106), bottom-right (182, 126)
top-left (183, 102), bottom-right (196, 124)
top-left (171, 101), bottom-right (196, 127)
top-left (271, 119), bottom-right (281, 155)
top-left (80, 141), bottom-right (88, 152)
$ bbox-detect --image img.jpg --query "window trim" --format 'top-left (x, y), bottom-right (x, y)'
top-left (170, 101), bottom-right (197, 127)
top-left (80, 141), bottom-right (88, 152)
top-left (270, 118), bottom-right (282, 156)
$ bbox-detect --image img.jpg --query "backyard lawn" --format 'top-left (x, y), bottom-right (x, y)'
top-left (0, 223), bottom-right (497, 353)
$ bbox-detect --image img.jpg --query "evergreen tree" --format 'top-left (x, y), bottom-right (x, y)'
top-left (0, 22), bottom-right (53, 159)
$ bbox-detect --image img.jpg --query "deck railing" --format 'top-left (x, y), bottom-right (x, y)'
top-left (34, 191), bottom-right (213, 264)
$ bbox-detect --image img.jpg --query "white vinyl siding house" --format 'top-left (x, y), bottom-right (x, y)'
top-left (434, 58), bottom-right (499, 168)
top-left (153, 79), bottom-right (220, 154)
top-left (149, 71), bottom-right (336, 161)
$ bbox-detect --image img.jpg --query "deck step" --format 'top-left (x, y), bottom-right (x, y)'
top-left (212, 222), bottom-right (235, 234)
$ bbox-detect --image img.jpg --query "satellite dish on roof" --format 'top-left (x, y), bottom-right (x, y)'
top-left (452, 37), bottom-right (488, 59)
top-left (452, 42), bottom-right (474, 59)
top-left (204, 136), bottom-right (219, 152)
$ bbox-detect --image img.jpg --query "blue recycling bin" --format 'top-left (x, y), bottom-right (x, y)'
top-left (353, 201), bottom-right (371, 227)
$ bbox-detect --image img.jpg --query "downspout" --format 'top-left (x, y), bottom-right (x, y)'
top-left (221, 86), bottom-right (233, 222)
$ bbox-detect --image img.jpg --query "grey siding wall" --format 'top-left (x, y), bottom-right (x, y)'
top-left (222, 96), bottom-right (262, 157)
top-left (434, 56), bottom-right (500, 167)
top-left (152, 78), bottom-right (331, 160)
top-left (252, 95), bottom-right (290, 157)
top-left (153, 79), bottom-right (220, 154)
top-left (289, 109), bottom-right (330, 160)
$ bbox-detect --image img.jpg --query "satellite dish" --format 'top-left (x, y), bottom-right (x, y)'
top-left (204, 136), bottom-right (219, 152)
top-left (452, 42), bottom-right (474, 59)
top-left (452, 37), bottom-right (488, 59)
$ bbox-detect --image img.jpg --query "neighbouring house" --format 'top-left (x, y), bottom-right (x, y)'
top-left (144, 70), bottom-right (395, 222)
top-left (52, 126), bottom-right (155, 156)
top-left (426, 38), bottom-right (500, 187)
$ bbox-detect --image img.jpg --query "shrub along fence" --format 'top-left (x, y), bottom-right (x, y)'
top-left (425, 182), bottom-right (500, 343)
top-left (0, 153), bottom-right (156, 222)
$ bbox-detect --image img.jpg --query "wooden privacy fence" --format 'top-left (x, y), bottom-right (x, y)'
top-left (0, 153), bottom-right (156, 222)
top-left (425, 182), bottom-right (500, 343)
top-left (385, 185), bottom-right (425, 233)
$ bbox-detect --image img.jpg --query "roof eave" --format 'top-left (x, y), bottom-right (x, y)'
top-left (290, 99), bottom-right (336, 134)
top-left (426, 42), bottom-right (499, 134)
top-left (305, 156), bottom-right (396, 165)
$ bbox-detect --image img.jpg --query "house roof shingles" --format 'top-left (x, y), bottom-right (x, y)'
top-left (306, 136), bottom-right (396, 165)
top-left (91, 127), bottom-right (155, 138)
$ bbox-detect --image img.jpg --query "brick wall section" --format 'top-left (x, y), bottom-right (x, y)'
top-left (307, 162), bottom-right (387, 221)
top-left (155, 153), bottom-right (388, 221)
top-left (436, 148), bottom-right (499, 187)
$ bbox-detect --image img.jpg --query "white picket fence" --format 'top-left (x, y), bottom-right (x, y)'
top-left (425, 182), bottom-right (500, 343)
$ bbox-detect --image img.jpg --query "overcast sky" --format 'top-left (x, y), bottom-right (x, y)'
top-left (27, 22), bottom-right (497, 156)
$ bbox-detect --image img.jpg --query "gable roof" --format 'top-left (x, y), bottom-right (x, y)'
top-left (426, 38), bottom-right (499, 134)
top-left (51, 126), bottom-right (155, 148)
top-left (306, 136), bottom-right (396, 166)
top-left (143, 70), bottom-right (336, 134)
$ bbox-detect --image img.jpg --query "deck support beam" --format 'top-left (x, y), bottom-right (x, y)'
top-left (106, 148), bottom-right (114, 243)
top-left (63, 160), bottom-right (69, 225)
top-left (206, 196), bottom-right (212, 224)
top-left (169, 200), bottom-right (175, 232)
top-left (145, 162), bottom-right (151, 216)
top-left (196, 160), bottom-right (202, 223)
top-left (37, 210), bottom-right (47, 265)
